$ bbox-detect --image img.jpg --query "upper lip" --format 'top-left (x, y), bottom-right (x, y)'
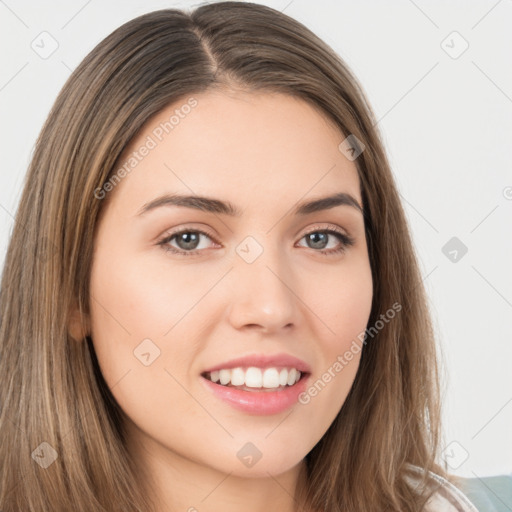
top-left (201, 353), bottom-right (312, 374)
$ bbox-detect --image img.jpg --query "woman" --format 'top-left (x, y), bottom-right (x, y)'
top-left (0, 2), bottom-right (479, 511)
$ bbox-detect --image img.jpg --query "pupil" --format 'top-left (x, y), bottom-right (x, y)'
top-left (308, 232), bottom-right (327, 249)
top-left (178, 232), bottom-right (199, 250)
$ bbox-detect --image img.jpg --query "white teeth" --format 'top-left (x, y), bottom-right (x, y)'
top-left (245, 367), bottom-right (262, 387)
top-left (287, 368), bottom-right (297, 386)
top-left (205, 366), bottom-right (303, 389)
top-left (231, 367), bottom-right (245, 386)
top-left (262, 368), bottom-right (280, 388)
top-left (219, 369), bottom-right (231, 385)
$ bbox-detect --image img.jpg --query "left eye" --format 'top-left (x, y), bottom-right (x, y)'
top-left (297, 230), bottom-right (350, 251)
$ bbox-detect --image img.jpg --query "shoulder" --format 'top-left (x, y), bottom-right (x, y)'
top-left (404, 465), bottom-right (480, 512)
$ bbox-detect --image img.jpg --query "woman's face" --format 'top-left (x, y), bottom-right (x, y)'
top-left (87, 89), bottom-right (373, 479)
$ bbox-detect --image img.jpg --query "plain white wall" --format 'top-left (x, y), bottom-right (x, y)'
top-left (0, 0), bottom-right (510, 478)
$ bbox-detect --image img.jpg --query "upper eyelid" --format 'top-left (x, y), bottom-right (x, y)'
top-left (301, 223), bottom-right (348, 236)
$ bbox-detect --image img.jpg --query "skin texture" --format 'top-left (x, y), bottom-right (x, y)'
top-left (80, 88), bottom-right (373, 512)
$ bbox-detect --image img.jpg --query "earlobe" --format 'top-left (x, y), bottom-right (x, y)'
top-left (68, 304), bottom-right (90, 341)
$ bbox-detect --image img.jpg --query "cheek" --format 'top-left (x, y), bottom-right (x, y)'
top-left (302, 255), bottom-right (373, 351)
top-left (88, 246), bottom-right (203, 344)
top-left (295, 256), bottom-right (372, 423)
top-left (87, 250), bottom-right (205, 431)
top-left (87, 245), bottom-right (220, 400)
top-left (87, 249), bottom-right (174, 389)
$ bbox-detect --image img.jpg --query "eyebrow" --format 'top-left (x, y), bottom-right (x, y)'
top-left (136, 192), bottom-right (363, 217)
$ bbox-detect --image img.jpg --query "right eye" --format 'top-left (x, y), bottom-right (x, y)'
top-left (157, 228), bottom-right (220, 256)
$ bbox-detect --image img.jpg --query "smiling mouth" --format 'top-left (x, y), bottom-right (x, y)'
top-left (201, 366), bottom-right (308, 392)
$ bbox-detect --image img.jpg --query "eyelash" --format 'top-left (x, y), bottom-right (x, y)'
top-left (157, 225), bottom-right (355, 257)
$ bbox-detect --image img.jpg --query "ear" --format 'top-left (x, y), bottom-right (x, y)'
top-left (68, 301), bottom-right (90, 341)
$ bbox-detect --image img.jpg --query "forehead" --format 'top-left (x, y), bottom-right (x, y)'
top-left (107, 89), bottom-right (362, 214)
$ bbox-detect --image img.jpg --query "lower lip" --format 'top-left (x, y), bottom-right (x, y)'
top-left (200, 374), bottom-right (310, 415)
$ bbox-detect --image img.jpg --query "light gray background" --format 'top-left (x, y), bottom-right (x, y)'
top-left (0, 0), bottom-right (510, 478)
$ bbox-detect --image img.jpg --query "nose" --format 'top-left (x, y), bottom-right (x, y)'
top-left (226, 243), bottom-right (298, 333)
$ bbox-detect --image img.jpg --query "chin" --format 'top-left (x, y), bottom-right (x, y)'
top-left (211, 443), bottom-right (307, 479)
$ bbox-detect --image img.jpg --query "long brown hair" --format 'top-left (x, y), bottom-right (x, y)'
top-left (0, 2), bottom-right (450, 510)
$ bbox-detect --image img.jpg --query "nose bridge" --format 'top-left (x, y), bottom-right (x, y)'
top-left (228, 234), bottom-right (297, 329)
